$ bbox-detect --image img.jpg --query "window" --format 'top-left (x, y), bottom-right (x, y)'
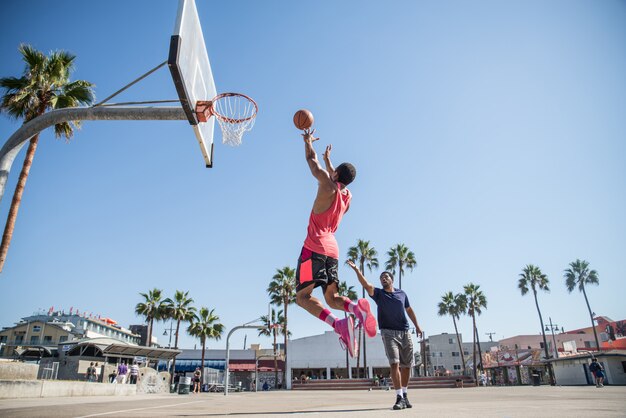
top-left (464, 351), bottom-right (469, 355)
top-left (30, 336), bottom-right (39, 344)
top-left (452, 352), bottom-right (460, 357)
top-left (59, 336), bottom-right (68, 343)
top-left (43, 336), bottom-right (52, 343)
top-left (15, 335), bottom-right (24, 343)
top-left (540, 342), bottom-right (545, 349)
top-left (621, 361), bottom-right (626, 373)
top-left (0, 335), bottom-right (6, 343)
top-left (449, 338), bottom-right (454, 344)
top-left (453, 365), bottom-right (461, 370)
top-left (32, 325), bottom-right (42, 333)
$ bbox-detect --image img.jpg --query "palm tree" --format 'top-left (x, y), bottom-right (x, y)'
top-left (565, 259), bottom-right (601, 351)
top-left (0, 44), bottom-right (94, 272)
top-left (437, 292), bottom-right (467, 375)
top-left (267, 266), bottom-right (296, 387)
top-left (346, 239), bottom-right (378, 378)
top-left (135, 288), bottom-right (166, 347)
top-left (163, 290), bottom-right (196, 383)
top-left (188, 307), bottom-right (224, 383)
top-left (518, 265), bottom-right (551, 358)
top-left (464, 283), bottom-right (487, 382)
top-left (337, 280), bottom-right (358, 378)
top-left (258, 308), bottom-right (285, 387)
top-left (385, 244), bottom-right (416, 290)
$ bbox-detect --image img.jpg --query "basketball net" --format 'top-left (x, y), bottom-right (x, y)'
top-left (212, 93), bottom-right (257, 146)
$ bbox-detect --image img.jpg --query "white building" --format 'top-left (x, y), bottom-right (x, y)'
top-left (285, 330), bottom-right (422, 388)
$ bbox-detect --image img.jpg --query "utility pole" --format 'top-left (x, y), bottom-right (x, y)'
top-left (545, 317), bottom-right (560, 359)
top-left (485, 332), bottom-right (496, 342)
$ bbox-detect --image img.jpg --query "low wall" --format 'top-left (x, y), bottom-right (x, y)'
top-left (0, 380), bottom-right (137, 399)
top-left (0, 362), bottom-right (38, 380)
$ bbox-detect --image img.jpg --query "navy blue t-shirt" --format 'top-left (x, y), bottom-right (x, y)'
top-left (370, 287), bottom-right (410, 331)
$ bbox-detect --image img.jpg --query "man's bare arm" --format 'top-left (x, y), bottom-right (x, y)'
top-left (303, 129), bottom-right (332, 184)
top-left (323, 144), bottom-right (335, 177)
top-left (405, 306), bottom-right (422, 338)
top-left (347, 260), bottom-right (375, 297)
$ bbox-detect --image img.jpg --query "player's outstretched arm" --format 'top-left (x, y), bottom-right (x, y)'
top-left (303, 128), bottom-right (332, 184)
top-left (323, 144), bottom-right (335, 177)
top-left (346, 260), bottom-right (375, 297)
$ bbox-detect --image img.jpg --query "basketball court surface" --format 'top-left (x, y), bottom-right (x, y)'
top-left (0, 386), bottom-right (624, 417)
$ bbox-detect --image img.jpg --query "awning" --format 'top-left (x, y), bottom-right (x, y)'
top-left (157, 359), bottom-right (226, 372)
top-left (101, 344), bottom-right (181, 360)
top-left (229, 360), bottom-right (283, 372)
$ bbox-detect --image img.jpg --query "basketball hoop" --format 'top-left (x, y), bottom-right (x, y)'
top-left (195, 93), bottom-right (258, 146)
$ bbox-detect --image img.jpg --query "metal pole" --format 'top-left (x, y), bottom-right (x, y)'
top-left (224, 325), bottom-right (262, 396)
top-left (0, 106), bottom-right (187, 206)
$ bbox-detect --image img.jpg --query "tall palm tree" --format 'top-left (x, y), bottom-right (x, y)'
top-left (337, 280), bottom-right (358, 378)
top-left (0, 44), bottom-right (94, 272)
top-left (385, 243), bottom-right (416, 290)
top-left (346, 239), bottom-right (378, 378)
top-left (188, 307), bottom-right (224, 383)
top-left (518, 265), bottom-right (552, 360)
top-left (135, 288), bottom-right (166, 347)
top-left (437, 292), bottom-right (467, 375)
top-left (464, 283), bottom-right (487, 382)
top-left (565, 259), bottom-right (601, 351)
top-left (267, 266), bottom-right (296, 387)
top-left (258, 308), bottom-right (285, 387)
top-left (163, 290), bottom-right (196, 383)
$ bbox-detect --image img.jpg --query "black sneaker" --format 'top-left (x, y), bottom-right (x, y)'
top-left (403, 394), bottom-right (413, 408)
top-left (393, 395), bottom-right (406, 410)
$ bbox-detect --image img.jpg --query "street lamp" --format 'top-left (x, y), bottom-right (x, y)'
top-left (163, 321), bottom-right (174, 348)
top-left (544, 317), bottom-right (560, 359)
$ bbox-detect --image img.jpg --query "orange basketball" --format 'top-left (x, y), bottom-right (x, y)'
top-left (293, 109), bottom-right (314, 130)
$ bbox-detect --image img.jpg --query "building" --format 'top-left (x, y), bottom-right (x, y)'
top-left (0, 310), bottom-right (140, 359)
top-left (548, 351), bottom-right (626, 385)
top-left (422, 333), bottom-right (498, 376)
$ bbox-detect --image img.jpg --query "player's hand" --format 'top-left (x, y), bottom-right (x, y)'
top-left (302, 128), bottom-right (318, 142)
top-left (324, 144), bottom-right (332, 160)
top-left (346, 260), bottom-right (357, 270)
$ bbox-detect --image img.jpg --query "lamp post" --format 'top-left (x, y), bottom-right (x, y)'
top-left (545, 317), bottom-right (560, 359)
top-left (163, 321), bottom-right (174, 348)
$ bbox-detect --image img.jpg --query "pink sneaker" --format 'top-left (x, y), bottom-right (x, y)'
top-left (357, 298), bottom-right (377, 338)
top-left (334, 317), bottom-right (357, 358)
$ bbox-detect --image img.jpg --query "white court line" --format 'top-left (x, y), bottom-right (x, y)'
top-left (74, 400), bottom-right (206, 418)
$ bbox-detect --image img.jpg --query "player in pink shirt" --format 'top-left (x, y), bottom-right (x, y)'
top-left (295, 128), bottom-right (377, 358)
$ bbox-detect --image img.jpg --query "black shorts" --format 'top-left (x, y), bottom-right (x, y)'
top-left (296, 247), bottom-right (339, 292)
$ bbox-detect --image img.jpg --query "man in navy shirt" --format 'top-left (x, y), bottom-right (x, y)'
top-left (348, 260), bottom-right (422, 411)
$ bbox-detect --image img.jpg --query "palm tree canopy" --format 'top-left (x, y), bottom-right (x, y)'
top-left (438, 291), bottom-right (467, 319)
top-left (346, 239), bottom-right (379, 272)
top-left (464, 283), bottom-right (487, 316)
top-left (564, 259), bottom-right (599, 293)
top-left (337, 281), bottom-right (358, 301)
top-left (384, 243), bottom-right (417, 275)
top-left (267, 267), bottom-right (296, 306)
top-left (188, 307), bottom-right (224, 343)
top-left (135, 288), bottom-right (166, 322)
top-left (0, 44), bottom-right (95, 135)
top-left (518, 264), bottom-right (550, 296)
top-left (163, 290), bottom-right (196, 322)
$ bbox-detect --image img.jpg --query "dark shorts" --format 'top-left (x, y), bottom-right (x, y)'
top-left (296, 247), bottom-right (339, 292)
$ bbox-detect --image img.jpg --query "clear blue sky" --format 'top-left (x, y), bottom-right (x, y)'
top-left (1, 0), bottom-right (624, 351)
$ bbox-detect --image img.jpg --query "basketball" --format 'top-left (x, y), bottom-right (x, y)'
top-left (293, 109), bottom-right (314, 130)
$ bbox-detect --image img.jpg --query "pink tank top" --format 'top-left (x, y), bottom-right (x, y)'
top-left (303, 183), bottom-right (352, 259)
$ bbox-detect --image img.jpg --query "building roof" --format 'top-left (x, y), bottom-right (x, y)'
top-left (546, 350), bottom-right (626, 363)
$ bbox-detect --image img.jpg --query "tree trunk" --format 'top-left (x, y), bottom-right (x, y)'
top-left (147, 317), bottom-right (153, 347)
top-left (475, 325), bottom-right (483, 373)
top-left (283, 296), bottom-right (288, 388)
top-left (273, 328), bottom-right (278, 388)
top-left (398, 261), bottom-right (403, 290)
top-left (452, 316), bottom-right (466, 375)
top-left (360, 259), bottom-right (368, 378)
top-left (344, 311), bottom-right (349, 378)
top-left (534, 288), bottom-right (555, 385)
top-left (472, 312), bottom-right (477, 382)
top-left (0, 134), bottom-right (40, 273)
top-left (170, 319), bottom-right (181, 384)
top-left (201, 338), bottom-right (206, 383)
top-left (582, 284), bottom-right (601, 352)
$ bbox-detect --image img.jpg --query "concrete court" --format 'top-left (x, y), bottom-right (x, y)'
top-left (0, 386), bottom-right (624, 418)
